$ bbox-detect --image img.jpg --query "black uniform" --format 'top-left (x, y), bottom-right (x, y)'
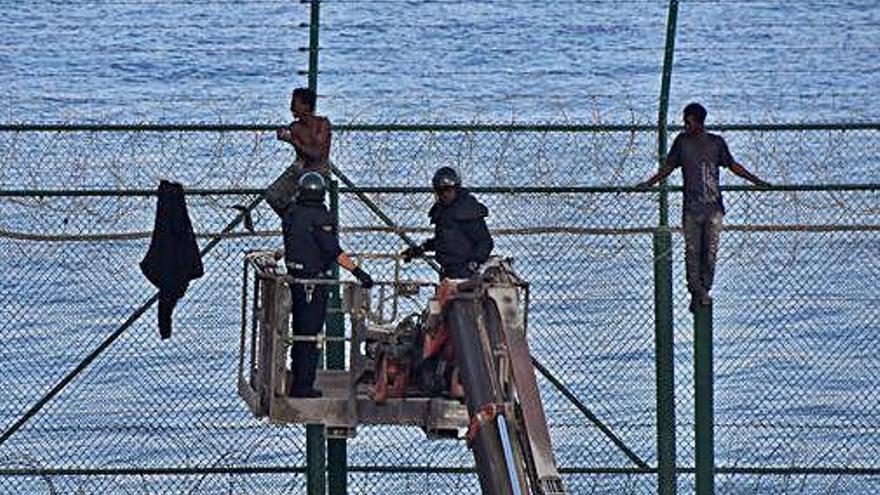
top-left (281, 198), bottom-right (343, 394)
top-left (425, 188), bottom-right (494, 278)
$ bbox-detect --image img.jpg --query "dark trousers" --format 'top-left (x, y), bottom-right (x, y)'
top-left (682, 211), bottom-right (724, 297)
top-left (289, 283), bottom-right (328, 392)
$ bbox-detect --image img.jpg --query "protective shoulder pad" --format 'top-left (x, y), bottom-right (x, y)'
top-left (451, 193), bottom-right (488, 221)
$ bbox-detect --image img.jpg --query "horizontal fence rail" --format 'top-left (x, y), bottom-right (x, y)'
top-left (2, 122), bottom-right (879, 132)
top-left (2, 183), bottom-right (880, 196)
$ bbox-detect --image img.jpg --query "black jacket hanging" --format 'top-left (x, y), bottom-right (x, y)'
top-left (140, 180), bottom-right (204, 339)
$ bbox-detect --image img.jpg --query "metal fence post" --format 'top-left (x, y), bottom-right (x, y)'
top-left (657, 0), bottom-right (678, 228)
top-left (653, 228), bottom-right (676, 495)
top-left (326, 180), bottom-right (347, 495)
top-left (307, 0), bottom-right (321, 94)
top-left (306, 2), bottom-right (326, 494)
top-left (694, 305), bottom-right (714, 495)
top-left (307, 422), bottom-right (326, 495)
top-left (655, 2), bottom-right (679, 495)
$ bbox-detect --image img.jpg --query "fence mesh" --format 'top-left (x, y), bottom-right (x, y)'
top-left (1, 125), bottom-right (878, 494)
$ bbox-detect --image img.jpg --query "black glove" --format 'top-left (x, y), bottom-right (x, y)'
top-left (351, 267), bottom-right (374, 289)
top-left (401, 244), bottom-right (425, 262)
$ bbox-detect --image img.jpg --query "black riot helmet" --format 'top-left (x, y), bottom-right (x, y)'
top-left (431, 166), bottom-right (462, 191)
top-left (298, 171), bottom-right (326, 203)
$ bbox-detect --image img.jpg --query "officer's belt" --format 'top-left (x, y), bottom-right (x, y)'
top-left (284, 333), bottom-right (346, 347)
top-left (289, 269), bottom-right (331, 278)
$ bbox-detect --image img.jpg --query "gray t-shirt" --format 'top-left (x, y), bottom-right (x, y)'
top-left (668, 131), bottom-right (735, 215)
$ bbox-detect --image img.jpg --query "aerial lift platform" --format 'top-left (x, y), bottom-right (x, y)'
top-left (238, 252), bottom-right (566, 495)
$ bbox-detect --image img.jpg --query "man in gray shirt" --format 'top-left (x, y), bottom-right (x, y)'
top-left (637, 103), bottom-right (770, 312)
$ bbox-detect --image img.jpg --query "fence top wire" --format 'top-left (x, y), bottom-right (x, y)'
top-left (1, 122), bottom-right (879, 132)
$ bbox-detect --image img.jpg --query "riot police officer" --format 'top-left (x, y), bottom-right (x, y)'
top-left (402, 167), bottom-right (494, 278)
top-left (282, 172), bottom-right (374, 397)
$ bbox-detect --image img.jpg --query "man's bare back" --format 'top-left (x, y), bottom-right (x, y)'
top-left (277, 88), bottom-right (331, 173)
top-left (288, 115), bottom-right (331, 170)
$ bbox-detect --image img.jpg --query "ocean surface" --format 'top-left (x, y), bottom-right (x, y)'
top-left (1, 0), bottom-right (878, 124)
top-left (1, 1), bottom-right (878, 494)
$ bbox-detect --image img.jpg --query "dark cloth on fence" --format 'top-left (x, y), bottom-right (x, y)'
top-left (140, 180), bottom-right (204, 339)
top-left (425, 188), bottom-right (494, 278)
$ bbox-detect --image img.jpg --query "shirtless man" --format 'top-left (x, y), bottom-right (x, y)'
top-left (267, 88), bottom-right (331, 215)
top-left (276, 87), bottom-right (331, 175)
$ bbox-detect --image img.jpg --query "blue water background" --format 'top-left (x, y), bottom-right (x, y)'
top-left (1, 1), bottom-right (877, 123)
top-left (1, 1), bottom-right (879, 494)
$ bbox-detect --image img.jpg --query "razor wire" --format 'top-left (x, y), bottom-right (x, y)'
top-left (0, 125), bottom-right (878, 494)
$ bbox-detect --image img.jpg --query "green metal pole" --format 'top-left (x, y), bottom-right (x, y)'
top-left (655, 2), bottom-right (679, 495)
top-left (658, 0), bottom-right (678, 227)
top-left (327, 185), bottom-right (343, 370)
top-left (306, 423), bottom-right (326, 495)
top-left (305, 2), bottom-right (326, 495)
top-left (694, 305), bottom-right (714, 495)
top-left (652, 229), bottom-right (675, 495)
top-left (307, 0), bottom-right (320, 94)
top-left (326, 180), bottom-right (347, 495)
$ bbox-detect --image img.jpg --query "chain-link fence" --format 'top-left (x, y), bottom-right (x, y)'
top-left (1, 124), bottom-right (878, 494)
